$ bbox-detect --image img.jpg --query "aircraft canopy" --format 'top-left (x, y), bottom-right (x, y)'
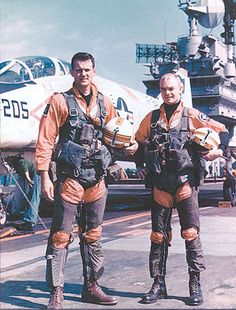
top-left (0, 56), bottom-right (71, 83)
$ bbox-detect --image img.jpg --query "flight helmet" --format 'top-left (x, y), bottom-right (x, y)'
top-left (103, 117), bottom-right (133, 148)
top-left (191, 127), bottom-right (220, 152)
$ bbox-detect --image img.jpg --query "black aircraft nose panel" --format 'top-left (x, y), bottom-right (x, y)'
top-left (0, 81), bottom-right (36, 94)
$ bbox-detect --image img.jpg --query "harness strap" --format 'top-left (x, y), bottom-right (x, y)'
top-left (63, 91), bottom-right (106, 129)
top-left (63, 92), bottom-right (84, 127)
top-left (150, 107), bottom-right (189, 143)
top-left (179, 107), bottom-right (189, 143)
top-left (151, 109), bottom-right (160, 128)
top-left (97, 92), bottom-right (107, 124)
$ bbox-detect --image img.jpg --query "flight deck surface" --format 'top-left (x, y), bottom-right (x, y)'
top-left (1, 182), bottom-right (236, 309)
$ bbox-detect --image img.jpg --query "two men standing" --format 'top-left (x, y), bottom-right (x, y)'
top-left (36, 52), bottom-right (229, 309)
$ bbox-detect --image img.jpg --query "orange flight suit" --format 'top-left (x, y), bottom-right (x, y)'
top-left (36, 83), bottom-right (117, 204)
top-left (135, 101), bottom-right (228, 207)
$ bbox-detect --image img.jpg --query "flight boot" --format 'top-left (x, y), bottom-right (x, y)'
top-left (141, 275), bottom-right (167, 304)
top-left (47, 286), bottom-right (64, 309)
top-left (188, 271), bottom-right (204, 306)
top-left (81, 280), bottom-right (117, 305)
top-left (14, 222), bottom-right (35, 233)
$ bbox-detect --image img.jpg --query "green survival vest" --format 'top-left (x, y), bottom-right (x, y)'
top-left (53, 91), bottom-right (112, 188)
top-left (145, 107), bottom-right (204, 194)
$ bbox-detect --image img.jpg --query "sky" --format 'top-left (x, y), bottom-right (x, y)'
top-left (0, 0), bottom-right (225, 92)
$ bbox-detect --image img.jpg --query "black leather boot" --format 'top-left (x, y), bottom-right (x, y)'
top-left (47, 286), bottom-right (63, 309)
top-left (141, 275), bottom-right (167, 304)
top-left (81, 280), bottom-right (117, 305)
top-left (188, 271), bottom-right (204, 306)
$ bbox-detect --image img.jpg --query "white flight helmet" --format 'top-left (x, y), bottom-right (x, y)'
top-left (191, 127), bottom-right (220, 151)
top-left (103, 117), bottom-right (133, 148)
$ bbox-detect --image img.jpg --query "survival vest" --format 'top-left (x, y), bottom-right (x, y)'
top-left (145, 107), bottom-right (204, 193)
top-left (53, 91), bottom-right (112, 188)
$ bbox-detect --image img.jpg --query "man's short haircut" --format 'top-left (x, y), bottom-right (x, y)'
top-left (160, 72), bottom-right (183, 89)
top-left (71, 52), bottom-right (95, 69)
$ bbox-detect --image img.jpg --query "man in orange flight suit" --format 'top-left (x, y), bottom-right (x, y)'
top-left (134, 73), bottom-right (230, 306)
top-left (36, 52), bottom-right (137, 309)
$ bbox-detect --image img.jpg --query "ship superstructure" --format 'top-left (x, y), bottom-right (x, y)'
top-left (136, 0), bottom-right (236, 138)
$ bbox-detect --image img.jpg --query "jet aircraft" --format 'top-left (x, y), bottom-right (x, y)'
top-left (0, 55), bottom-right (192, 165)
top-left (0, 55), bottom-right (193, 227)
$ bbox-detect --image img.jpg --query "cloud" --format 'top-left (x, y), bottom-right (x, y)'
top-left (1, 17), bottom-right (67, 60)
top-left (1, 20), bottom-right (32, 60)
top-left (2, 19), bottom-right (31, 38)
top-left (43, 22), bottom-right (62, 32)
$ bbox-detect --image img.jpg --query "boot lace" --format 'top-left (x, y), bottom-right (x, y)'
top-left (51, 287), bottom-right (63, 304)
top-left (190, 275), bottom-right (200, 294)
top-left (93, 281), bottom-right (107, 298)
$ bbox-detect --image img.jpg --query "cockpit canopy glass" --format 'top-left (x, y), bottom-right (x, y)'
top-left (0, 56), bottom-right (71, 83)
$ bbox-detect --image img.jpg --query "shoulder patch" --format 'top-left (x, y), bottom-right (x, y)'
top-left (43, 104), bottom-right (50, 116)
top-left (198, 112), bottom-right (209, 121)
